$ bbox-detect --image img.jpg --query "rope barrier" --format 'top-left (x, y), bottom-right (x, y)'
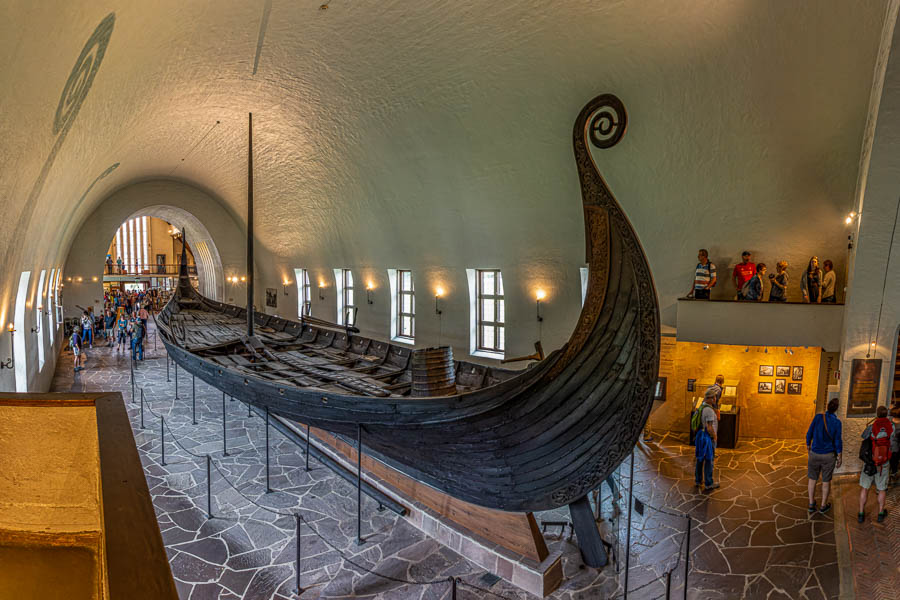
top-left (130, 346), bottom-right (690, 599)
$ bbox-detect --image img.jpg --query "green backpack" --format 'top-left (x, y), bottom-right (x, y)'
top-left (691, 406), bottom-right (704, 432)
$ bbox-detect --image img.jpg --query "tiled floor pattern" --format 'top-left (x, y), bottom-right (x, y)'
top-left (836, 470), bottom-right (900, 599)
top-left (49, 325), bottom-right (843, 599)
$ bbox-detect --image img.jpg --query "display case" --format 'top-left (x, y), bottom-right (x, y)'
top-left (688, 379), bottom-right (741, 449)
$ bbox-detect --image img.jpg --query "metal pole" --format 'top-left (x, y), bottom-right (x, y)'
top-left (305, 423), bottom-right (310, 471)
top-left (451, 577), bottom-right (457, 599)
top-left (166, 352), bottom-right (170, 382)
top-left (222, 391), bottom-right (228, 456)
top-left (624, 448), bottom-right (635, 599)
top-left (192, 374), bottom-right (197, 425)
top-left (683, 516), bottom-right (691, 600)
top-left (140, 388), bottom-right (145, 429)
top-left (265, 407), bottom-right (271, 493)
top-left (161, 417), bottom-right (166, 466)
top-left (206, 455), bottom-right (212, 519)
top-left (248, 400), bottom-right (252, 418)
top-left (247, 112), bottom-right (255, 338)
top-left (293, 513), bottom-right (302, 595)
top-left (130, 354), bottom-right (135, 404)
top-left (356, 423), bottom-right (363, 546)
top-left (666, 570), bottom-right (672, 600)
top-left (174, 361), bottom-right (179, 399)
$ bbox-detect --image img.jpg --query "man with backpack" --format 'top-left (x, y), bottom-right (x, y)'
top-left (741, 263), bottom-right (766, 301)
top-left (693, 387), bottom-right (720, 491)
top-left (858, 405), bottom-right (894, 523)
top-left (732, 251), bottom-right (756, 300)
top-left (131, 317), bottom-right (145, 361)
top-left (805, 398), bottom-right (842, 513)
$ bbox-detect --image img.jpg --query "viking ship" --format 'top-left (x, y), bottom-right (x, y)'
top-left (157, 94), bottom-right (660, 516)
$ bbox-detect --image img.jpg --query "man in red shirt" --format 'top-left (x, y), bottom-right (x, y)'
top-left (733, 251), bottom-right (756, 300)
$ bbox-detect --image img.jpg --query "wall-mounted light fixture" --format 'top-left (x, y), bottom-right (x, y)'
top-left (366, 281), bottom-right (374, 304)
top-left (283, 278), bottom-right (291, 296)
top-left (240, 276), bottom-right (246, 282)
top-left (92, 276), bottom-right (98, 282)
top-left (318, 280), bottom-right (326, 300)
top-left (67, 277), bottom-right (72, 282)
top-left (535, 289), bottom-right (546, 322)
top-left (31, 306), bottom-right (42, 334)
top-left (703, 344), bottom-right (709, 351)
top-left (844, 212), bottom-right (857, 225)
top-left (434, 286), bottom-right (445, 315)
top-left (1, 323), bottom-right (14, 369)
top-left (76, 277), bottom-right (83, 282)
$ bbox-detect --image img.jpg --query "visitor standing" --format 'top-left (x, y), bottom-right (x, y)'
top-left (687, 249), bottom-right (717, 300)
top-left (80, 311), bottom-right (93, 349)
top-left (138, 304), bottom-right (149, 333)
top-left (741, 263), bottom-right (766, 301)
top-left (70, 328), bottom-right (84, 372)
top-left (732, 251), bottom-right (756, 300)
top-left (821, 260), bottom-right (837, 303)
top-left (131, 317), bottom-right (144, 361)
top-left (116, 310), bottom-right (128, 352)
top-left (106, 255), bottom-right (113, 274)
top-left (769, 261), bottom-right (788, 302)
top-left (104, 309), bottom-right (116, 346)
top-left (805, 399), bottom-right (842, 513)
top-left (801, 256), bottom-right (823, 303)
top-left (858, 406), bottom-right (894, 523)
top-left (694, 387), bottom-right (720, 491)
top-left (116, 256), bottom-right (123, 274)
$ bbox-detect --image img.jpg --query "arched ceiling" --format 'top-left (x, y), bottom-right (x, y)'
top-left (0, 0), bottom-right (889, 331)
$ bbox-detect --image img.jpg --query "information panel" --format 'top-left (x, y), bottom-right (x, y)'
top-left (847, 358), bottom-right (882, 417)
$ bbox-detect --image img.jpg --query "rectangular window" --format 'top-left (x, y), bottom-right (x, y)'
top-left (476, 269), bottom-right (504, 354)
top-left (294, 268), bottom-right (311, 318)
top-left (336, 268), bottom-right (355, 326)
top-left (396, 269), bottom-right (414, 340)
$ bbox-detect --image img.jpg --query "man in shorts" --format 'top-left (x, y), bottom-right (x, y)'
top-left (859, 405), bottom-right (894, 523)
top-left (805, 398), bottom-right (842, 513)
top-left (70, 329), bottom-right (84, 372)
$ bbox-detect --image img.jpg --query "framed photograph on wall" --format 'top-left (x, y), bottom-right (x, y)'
top-left (265, 288), bottom-right (278, 308)
top-left (774, 379), bottom-right (786, 394)
top-left (776, 366), bottom-right (790, 377)
top-left (759, 365), bottom-right (774, 377)
top-left (788, 382), bottom-right (802, 395)
top-left (654, 377), bottom-right (667, 402)
top-left (758, 381), bottom-right (773, 394)
top-left (792, 366), bottom-right (804, 381)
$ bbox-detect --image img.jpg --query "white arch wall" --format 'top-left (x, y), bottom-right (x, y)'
top-left (63, 179), bottom-right (244, 322)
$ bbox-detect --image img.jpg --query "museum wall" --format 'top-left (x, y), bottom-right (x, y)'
top-left (0, 1), bottom-right (889, 390)
top-left (648, 341), bottom-right (822, 440)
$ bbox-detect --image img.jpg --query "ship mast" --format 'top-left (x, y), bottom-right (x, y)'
top-left (247, 112), bottom-right (254, 337)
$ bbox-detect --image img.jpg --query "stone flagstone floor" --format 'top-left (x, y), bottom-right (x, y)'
top-left (48, 322), bottom-right (852, 599)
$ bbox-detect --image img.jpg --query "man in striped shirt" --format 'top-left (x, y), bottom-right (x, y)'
top-left (687, 249), bottom-right (716, 299)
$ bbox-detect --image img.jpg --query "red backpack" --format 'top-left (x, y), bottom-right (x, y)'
top-left (871, 418), bottom-right (893, 467)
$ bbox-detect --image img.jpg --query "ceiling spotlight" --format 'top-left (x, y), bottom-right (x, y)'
top-left (789, 348), bottom-right (794, 355)
top-left (744, 346), bottom-right (750, 353)
top-left (703, 344), bottom-right (709, 350)
top-left (764, 346), bottom-right (768, 354)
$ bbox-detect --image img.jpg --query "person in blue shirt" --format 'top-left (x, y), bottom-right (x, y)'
top-left (806, 398), bottom-right (843, 513)
top-left (742, 263), bottom-right (766, 301)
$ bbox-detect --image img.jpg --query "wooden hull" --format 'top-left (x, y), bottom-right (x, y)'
top-left (159, 94), bottom-right (659, 512)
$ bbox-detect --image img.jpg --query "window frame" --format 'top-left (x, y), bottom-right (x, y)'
top-left (476, 269), bottom-right (504, 355)
top-left (336, 268), bottom-right (355, 326)
top-left (295, 268), bottom-right (311, 318)
top-left (395, 269), bottom-right (415, 341)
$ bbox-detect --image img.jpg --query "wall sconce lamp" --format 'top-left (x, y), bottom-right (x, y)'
top-left (845, 212), bottom-right (857, 225)
top-left (67, 277), bottom-right (72, 282)
top-left (366, 281), bottom-right (374, 304)
top-left (92, 276), bottom-right (98, 282)
top-left (283, 279), bottom-right (291, 296)
top-left (1, 323), bottom-right (14, 369)
top-left (240, 276), bottom-right (246, 282)
top-left (434, 286), bottom-right (445, 315)
top-left (535, 289), bottom-right (546, 322)
top-left (31, 306), bottom-right (42, 334)
top-left (76, 277), bottom-right (83, 282)
top-left (318, 281), bottom-right (326, 300)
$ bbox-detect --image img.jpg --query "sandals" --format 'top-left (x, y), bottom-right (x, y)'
top-left (819, 503), bottom-right (832, 514)
top-left (808, 503), bottom-right (817, 514)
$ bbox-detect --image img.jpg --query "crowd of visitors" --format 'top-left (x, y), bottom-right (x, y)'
top-left (69, 288), bottom-right (161, 373)
top-left (686, 249), bottom-right (839, 303)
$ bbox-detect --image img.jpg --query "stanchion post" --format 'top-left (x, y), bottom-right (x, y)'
top-left (140, 388), bottom-right (145, 429)
top-left (191, 374), bottom-right (197, 425)
top-left (166, 352), bottom-right (170, 382)
top-left (451, 577), bottom-right (457, 600)
top-left (130, 354), bottom-right (135, 404)
top-left (666, 569), bottom-right (672, 600)
top-left (683, 516), bottom-right (691, 600)
top-left (356, 423), bottom-right (363, 546)
top-left (248, 400), bottom-right (252, 418)
top-left (265, 407), bottom-right (271, 493)
top-left (161, 417), bottom-right (167, 466)
top-left (174, 360), bottom-right (179, 399)
top-left (206, 455), bottom-right (212, 519)
top-left (624, 447), bottom-right (635, 600)
top-left (222, 391), bottom-right (228, 456)
top-left (293, 513), bottom-right (302, 595)
top-left (305, 424), bottom-right (311, 471)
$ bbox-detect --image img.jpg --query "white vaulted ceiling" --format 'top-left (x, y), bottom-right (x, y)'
top-left (0, 1), bottom-right (889, 369)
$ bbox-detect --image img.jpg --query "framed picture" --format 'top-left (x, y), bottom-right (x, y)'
top-left (776, 366), bottom-right (790, 377)
top-left (265, 288), bottom-right (278, 308)
top-left (774, 379), bottom-right (786, 394)
top-left (687, 378), bottom-right (696, 392)
top-left (759, 365), bottom-right (774, 377)
top-left (654, 377), bottom-right (667, 402)
top-left (788, 382), bottom-right (802, 395)
top-left (792, 366), bottom-right (803, 381)
top-left (847, 359), bottom-right (882, 417)
top-left (758, 381), bottom-right (773, 394)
